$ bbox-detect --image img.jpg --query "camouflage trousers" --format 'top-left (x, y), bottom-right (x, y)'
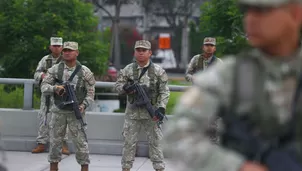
top-left (121, 116), bottom-right (165, 170)
top-left (48, 109), bottom-right (89, 165)
top-left (36, 108), bottom-right (69, 144)
top-left (208, 117), bottom-right (221, 144)
top-left (36, 95), bottom-right (69, 144)
top-left (0, 121), bottom-right (7, 171)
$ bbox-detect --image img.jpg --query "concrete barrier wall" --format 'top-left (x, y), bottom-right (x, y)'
top-left (0, 108), bottom-right (171, 157)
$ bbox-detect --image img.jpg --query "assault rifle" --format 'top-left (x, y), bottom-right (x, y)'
top-left (38, 58), bottom-right (53, 126)
top-left (44, 95), bottom-right (51, 125)
top-left (125, 79), bottom-right (168, 129)
top-left (57, 81), bottom-right (88, 142)
top-left (36, 69), bottom-right (51, 125)
top-left (219, 110), bottom-right (302, 171)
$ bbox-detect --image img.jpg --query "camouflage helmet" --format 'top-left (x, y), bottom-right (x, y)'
top-left (134, 40), bottom-right (151, 50)
top-left (63, 41), bottom-right (78, 51)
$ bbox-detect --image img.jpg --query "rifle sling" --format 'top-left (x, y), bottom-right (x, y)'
top-left (289, 72), bottom-right (302, 139)
top-left (56, 64), bottom-right (82, 84)
top-left (137, 61), bottom-right (152, 81)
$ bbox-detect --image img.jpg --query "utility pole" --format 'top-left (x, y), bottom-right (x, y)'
top-left (142, 7), bottom-right (148, 39)
top-left (98, 0), bottom-right (104, 40)
top-left (113, 0), bottom-right (121, 69)
top-left (180, 16), bottom-right (189, 69)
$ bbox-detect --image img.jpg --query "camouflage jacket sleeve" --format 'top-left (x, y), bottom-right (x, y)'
top-left (163, 57), bottom-right (245, 171)
top-left (34, 56), bottom-right (47, 81)
top-left (40, 65), bottom-right (57, 95)
top-left (155, 66), bottom-right (170, 109)
top-left (82, 66), bottom-right (96, 109)
top-left (114, 65), bottom-right (130, 95)
top-left (185, 55), bottom-right (198, 82)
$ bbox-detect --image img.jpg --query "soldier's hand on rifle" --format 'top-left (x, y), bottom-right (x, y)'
top-left (79, 104), bottom-right (85, 113)
top-left (240, 161), bottom-right (268, 171)
top-left (55, 85), bottom-right (65, 96)
top-left (154, 107), bottom-right (165, 121)
top-left (41, 73), bottom-right (46, 79)
top-left (123, 83), bottom-right (135, 94)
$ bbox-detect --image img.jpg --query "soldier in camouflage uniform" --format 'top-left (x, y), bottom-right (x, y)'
top-left (0, 120), bottom-right (7, 171)
top-left (185, 37), bottom-right (223, 83)
top-left (114, 40), bottom-right (170, 171)
top-left (32, 37), bottom-right (70, 155)
top-left (186, 37), bottom-right (223, 144)
top-left (163, 0), bottom-right (302, 171)
top-left (41, 41), bottom-right (95, 171)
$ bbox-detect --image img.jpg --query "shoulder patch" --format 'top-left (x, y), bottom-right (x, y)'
top-left (82, 65), bottom-right (95, 86)
top-left (152, 64), bottom-right (168, 82)
top-left (159, 70), bottom-right (168, 82)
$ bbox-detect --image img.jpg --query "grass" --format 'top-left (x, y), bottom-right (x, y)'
top-left (166, 92), bottom-right (183, 114)
top-left (165, 79), bottom-right (189, 114)
top-left (0, 79), bottom-right (190, 115)
top-left (0, 84), bottom-right (41, 109)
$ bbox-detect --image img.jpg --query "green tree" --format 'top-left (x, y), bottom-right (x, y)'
top-left (190, 0), bottom-right (248, 57)
top-left (0, 0), bottom-right (109, 78)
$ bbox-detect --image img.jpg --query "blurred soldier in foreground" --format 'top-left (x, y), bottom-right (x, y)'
top-left (114, 40), bottom-right (170, 171)
top-left (164, 0), bottom-right (302, 171)
top-left (0, 121), bottom-right (7, 171)
top-left (41, 41), bottom-right (95, 171)
top-left (186, 37), bottom-right (223, 144)
top-left (32, 37), bottom-right (70, 155)
top-left (185, 37), bottom-right (223, 83)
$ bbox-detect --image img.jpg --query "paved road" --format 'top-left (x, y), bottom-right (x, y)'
top-left (4, 151), bottom-right (178, 171)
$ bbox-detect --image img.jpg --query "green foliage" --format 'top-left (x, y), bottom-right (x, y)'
top-left (189, 0), bottom-right (249, 57)
top-left (165, 92), bottom-right (183, 115)
top-left (103, 0), bottom-right (132, 5)
top-left (0, 85), bottom-right (23, 108)
top-left (0, 84), bottom-right (40, 109)
top-left (101, 28), bottom-right (112, 44)
top-left (113, 108), bottom-right (125, 113)
top-left (189, 21), bottom-right (203, 57)
top-left (0, 0), bottom-right (109, 78)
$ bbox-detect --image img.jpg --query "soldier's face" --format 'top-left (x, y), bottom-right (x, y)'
top-left (134, 48), bottom-right (152, 62)
top-left (49, 45), bottom-right (62, 54)
top-left (203, 44), bottom-right (216, 54)
top-left (244, 4), bottom-right (302, 48)
top-left (62, 49), bottom-right (79, 61)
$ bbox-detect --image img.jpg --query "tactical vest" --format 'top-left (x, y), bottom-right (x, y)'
top-left (53, 61), bottom-right (86, 110)
top-left (220, 53), bottom-right (302, 161)
top-left (127, 62), bottom-right (158, 105)
top-left (195, 54), bottom-right (217, 72)
top-left (37, 54), bottom-right (62, 95)
top-left (45, 54), bottom-right (62, 71)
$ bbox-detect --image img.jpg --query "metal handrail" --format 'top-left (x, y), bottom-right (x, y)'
top-left (0, 78), bottom-right (190, 110)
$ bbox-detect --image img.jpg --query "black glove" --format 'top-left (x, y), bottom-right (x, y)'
top-left (123, 83), bottom-right (135, 93)
top-left (155, 107), bottom-right (165, 121)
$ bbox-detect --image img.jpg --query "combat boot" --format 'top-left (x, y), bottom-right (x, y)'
top-left (122, 169), bottom-right (130, 171)
top-left (62, 142), bottom-right (70, 155)
top-left (50, 162), bottom-right (58, 171)
top-left (81, 164), bottom-right (88, 171)
top-left (32, 144), bottom-right (45, 153)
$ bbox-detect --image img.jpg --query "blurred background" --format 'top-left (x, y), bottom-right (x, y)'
top-left (0, 0), bottom-right (248, 113)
